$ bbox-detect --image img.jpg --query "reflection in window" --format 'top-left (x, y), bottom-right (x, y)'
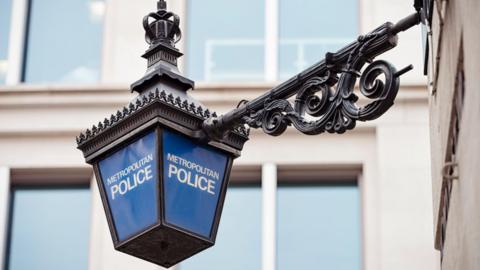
top-left (0, 0), bottom-right (13, 84)
top-left (23, 0), bottom-right (105, 83)
top-left (181, 186), bottom-right (261, 270)
top-left (279, 0), bottom-right (358, 79)
top-left (7, 187), bottom-right (91, 270)
top-left (187, 0), bottom-right (265, 82)
top-left (277, 184), bottom-right (361, 270)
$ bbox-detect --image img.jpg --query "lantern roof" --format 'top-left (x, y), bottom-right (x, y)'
top-left (76, 0), bottom-right (249, 161)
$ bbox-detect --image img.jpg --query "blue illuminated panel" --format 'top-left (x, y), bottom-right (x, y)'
top-left (163, 129), bottom-right (229, 238)
top-left (99, 131), bottom-right (159, 241)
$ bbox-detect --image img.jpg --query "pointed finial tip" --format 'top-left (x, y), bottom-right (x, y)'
top-left (158, 0), bottom-right (167, 10)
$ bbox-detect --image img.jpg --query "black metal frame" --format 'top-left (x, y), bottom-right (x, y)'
top-left (90, 119), bottom-right (235, 267)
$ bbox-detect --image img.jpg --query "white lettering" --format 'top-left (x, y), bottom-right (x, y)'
top-left (111, 185), bottom-right (119, 200)
top-left (168, 164), bottom-right (178, 178)
top-left (109, 162), bottom-right (155, 200)
top-left (198, 176), bottom-right (208, 191)
top-left (167, 160), bottom-right (218, 196)
top-left (178, 168), bottom-right (189, 183)
top-left (119, 180), bottom-right (128, 195)
top-left (136, 169), bottom-right (146, 184)
top-left (145, 165), bottom-right (153, 181)
top-left (207, 180), bottom-right (215, 195)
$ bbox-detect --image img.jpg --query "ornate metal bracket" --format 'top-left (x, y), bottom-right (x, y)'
top-left (203, 13), bottom-right (421, 140)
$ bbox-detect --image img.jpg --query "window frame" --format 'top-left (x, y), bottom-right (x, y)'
top-left (3, 0), bottom-right (106, 86)
top-left (0, 168), bottom-right (92, 270)
top-left (184, 0), bottom-right (359, 84)
top-left (3, 0), bottom-right (28, 85)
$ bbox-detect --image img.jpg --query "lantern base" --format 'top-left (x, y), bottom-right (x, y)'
top-left (117, 225), bottom-right (213, 268)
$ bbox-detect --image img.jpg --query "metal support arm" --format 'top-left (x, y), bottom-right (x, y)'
top-left (203, 12), bottom-right (421, 140)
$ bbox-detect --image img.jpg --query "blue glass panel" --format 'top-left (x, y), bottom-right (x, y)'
top-left (279, 0), bottom-right (358, 79)
top-left (8, 188), bottom-right (90, 270)
top-left (163, 129), bottom-right (229, 238)
top-left (187, 0), bottom-right (265, 82)
top-left (181, 187), bottom-right (261, 270)
top-left (277, 185), bottom-right (361, 270)
top-left (23, 0), bottom-right (104, 83)
top-left (98, 131), bottom-right (159, 241)
top-left (0, 0), bottom-right (12, 84)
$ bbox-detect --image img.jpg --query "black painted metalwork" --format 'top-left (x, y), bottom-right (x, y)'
top-left (203, 13), bottom-right (421, 139)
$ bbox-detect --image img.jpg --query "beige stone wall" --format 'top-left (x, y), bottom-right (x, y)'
top-left (429, 0), bottom-right (480, 269)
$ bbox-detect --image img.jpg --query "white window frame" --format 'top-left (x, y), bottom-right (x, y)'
top-left (186, 0), bottom-right (358, 83)
top-left (0, 168), bottom-right (94, 270)
top-left (0, 167), bottom-right (10, 270)
top-left (262, 163), bottom-right (277, 270)
top-left (5, 0), bottom-right (28, 85)
top-left (264, 0), bottom-right (279, 82)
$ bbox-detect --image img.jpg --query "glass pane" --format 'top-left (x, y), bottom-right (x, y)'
top-left (98, 131), bottom-right (159, 241)
top-left (187, 0), bottom-right (265, 82)
top-left (279, 0), bottom-right (358, 79)
top-left (0, 0), bottom-right (13, 84)
top-left (277, 185), bottom-right (361, 270)
top-left (8, 187), bottom-right (91, 270)
top-left (23, 0), bottom-right (105, 83)
top-left (163, 129), bottom-right (229, 238)
top-left (181, 187), bottom-right (261, 270)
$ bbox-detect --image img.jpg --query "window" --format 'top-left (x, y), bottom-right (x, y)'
top-left (278, 0), bottom-right (358, 79)
top-left (187, 0), bottom-right (357, 82)
top-left (180, 186), bottom-right (262, 270)
top-left (0, 0), bottom-right (13, 84)
top-left (277, 184), bottom-right (361, 270)
top-left (22, 0), bottom-right (105, 83)
top-left (7, 187), bottom-right (91, 270)
top-left (187, 0), bottom-right (265, 82)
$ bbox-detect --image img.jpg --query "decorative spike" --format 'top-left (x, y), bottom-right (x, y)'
top-left (182, 100), bottom-right (189, 109)
top-left (110, 114), bottom-right (116, 123)
top-left (129, 103), bottom-right (135, 112)
top-left (92, 125), bottom-right (98, 135)
top-left (116, 110), bottom-right (123, 119)
top-left (142, 95), bottom-right (148, 104)
top-left (160, 90), bottom-right (167, 100)
top-left (175, 96), bottom-right (182, 106)
top-left (104, 118), bottom-right (110, 127)
top-left (155, 88), bottom-right (160, 98)
top-left (196, 106), bottom-right (203, 115)
top-left (189, 102), bottom-right (196, 112)
top-left (85, 129), bottom-right (92, 137)
top-left (79, 133), bottom-right (86, 141)
top-left (123, 107), bottom-right (129, 115)
top-left (76, 136), bottom-right (81, 144)
top-left (136, 99), bottom-right (142, 108)
top-left (148, 91), bottom-right (155, 101)
top-left (98, 121), bottom-right (104, 130)
top-left (205, 109), bottom-right (211, 118)
top-left (212, 112), bottom-right (218, 118)
top-left (167, 94), bottom-right (174, 103)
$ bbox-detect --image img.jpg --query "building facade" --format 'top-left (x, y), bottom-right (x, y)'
top-left (427, 0), bottom-right (480, 269)
top-left (0, 0), bottom-right (439, 270)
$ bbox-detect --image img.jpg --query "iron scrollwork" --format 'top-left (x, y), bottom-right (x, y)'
top-left (203, 12), bottom-right (421, 140)
top-left (245, 59), bottom-right (406, 136)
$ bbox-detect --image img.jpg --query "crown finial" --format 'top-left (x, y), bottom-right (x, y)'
top-left (143, 0), bottom-right (181, 47)
top-left (140, 0), bottom-right (184, 71)
top-left (157, 0), bottom-right (166, 10)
